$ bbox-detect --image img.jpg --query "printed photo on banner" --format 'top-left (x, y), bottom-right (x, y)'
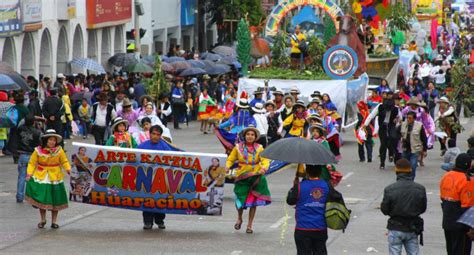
top-left (70, 142), bottom-right (227, 216)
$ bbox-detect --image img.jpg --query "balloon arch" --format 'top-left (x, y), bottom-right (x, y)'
top-left (265, 0), bottom-right (345, 36)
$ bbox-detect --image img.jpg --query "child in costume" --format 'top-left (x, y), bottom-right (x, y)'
top-left (105, 117), bottom-right (137, 148)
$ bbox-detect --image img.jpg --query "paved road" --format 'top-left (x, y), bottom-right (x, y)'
top-left (0, 119), bottom-right (472, 254)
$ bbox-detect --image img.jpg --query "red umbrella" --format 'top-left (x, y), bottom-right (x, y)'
top-left (161, 62), bottom-right (176, 73)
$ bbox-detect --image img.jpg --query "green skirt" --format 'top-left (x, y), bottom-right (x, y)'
top-left (25, 176), bottom-right (68, 211)
top-left (234, 175), bottom-right (271, 209)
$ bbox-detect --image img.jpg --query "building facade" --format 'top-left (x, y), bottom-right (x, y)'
top-left (0, 0), bottom-right (131, 78)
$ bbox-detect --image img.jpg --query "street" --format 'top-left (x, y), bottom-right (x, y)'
top-left (0, 118), bottom-right (471, 255)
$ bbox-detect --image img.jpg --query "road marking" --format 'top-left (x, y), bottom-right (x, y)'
top-left (230, 251), bottom-right (242, 255)
top-left (342, 172), bottom-right (354, 181)
top-left (270, 216), bottom-right (291, 229)
top-left (61, 209), bottom-right (103, 226)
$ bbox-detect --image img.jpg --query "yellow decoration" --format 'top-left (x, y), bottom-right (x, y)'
top-left (352, 2), bottom-right (362, 14)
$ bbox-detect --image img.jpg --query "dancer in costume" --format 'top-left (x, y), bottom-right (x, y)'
top-left (282, 100), bottom-right (308, 138)
top-left (309, 124), bottom-right (336, 182)
top-left (436, 97), bottom-right (459, 156)
top-left (418, 101), bottom-right (435, 166)
top-left (117, 98), bottom-right (140, 134)
top-left (355, 101), bottom-right (373, 163)
top-left (265, 100), bottom-right (283, 145)
top-left (226, 126), bottom-right (271, 234)
top-left (198, 88), bottom-right (216, 134)
top-left (317, 105), bottom-right (341, 160)
top-left (105, 117), bottom-right (137, 148)
top-left (25, 129), bottom-right (71, 229)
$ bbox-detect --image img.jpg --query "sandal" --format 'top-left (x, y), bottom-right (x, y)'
top-left (246, 227), bottom-right (253, 234)
top-left (234, 221), bottom-right (242, 230)
top-left (37, 221), bottom-right (46, 229)
top-left (51, 223), bottom-right (59, 229)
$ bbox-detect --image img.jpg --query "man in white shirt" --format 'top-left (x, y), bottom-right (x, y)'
top-left (91, 93), bottom-right (117, 145)
top-left (252, 103), bottom-right (269, 147)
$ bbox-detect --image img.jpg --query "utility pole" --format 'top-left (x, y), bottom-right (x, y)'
top-left (194, 0), bottom-right (199, 53)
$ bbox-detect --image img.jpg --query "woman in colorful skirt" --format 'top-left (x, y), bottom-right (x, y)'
top-left (282, 100), bottom-right (308, 138)
top-left (225, 126), bottom-right (271, 234)
top-left (25, 129), bottom-right (71, 229)
top-left (198, 88), bottom-right (216, 134)
top-left (106, 117), bottom-right (137, 148)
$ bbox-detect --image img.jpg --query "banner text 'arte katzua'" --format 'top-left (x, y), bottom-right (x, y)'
top-left (70, 143), bottom-right (227, 216)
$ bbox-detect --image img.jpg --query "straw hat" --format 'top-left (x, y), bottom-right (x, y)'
top-left (293, 100), bottom-right (306, 109)
top-left (406, 97), bottom-right (420, 106)
top-left (306, 113), bottom-right (322, 123)
top-left (110, 117), bottom-right (129, 131)
top-left (309, 124), bottom-right (327, 135)
top-left (252, 102), bottom-right (266, 113)
top-left (290, 86), bottom-right (300, 95)
top-left (122, 98), bottom-right (132, 107)
top-left (41, 129), bottom-right (63, 144)
top-left (438, 96), bottom-right (450, 104)
top-left (273, 89), bottom-right (284, 96)
top-left (241, 125), bottom-right (260, 138)
top-left (418, 101), bottom-right (428, 111)
top-left (307, 98), bottom-right (321, 107)
top-left (264, 100), bottom-right (276, 108)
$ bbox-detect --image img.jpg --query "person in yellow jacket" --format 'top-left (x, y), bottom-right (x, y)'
top-left (290, 25), bottom-right (308, 69)
top-left (25, 129), bottom-right (71, 229)
top-left (62, 94), bottom-right (73, 139)
top-left (226, 125), bottom-right (271, 234)
top-left (283, 100), bottom-right (308, 138)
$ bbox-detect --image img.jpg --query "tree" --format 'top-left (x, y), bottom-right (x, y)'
top-left (271, 33), bottom-right (290, 68)
top-left (323, 15), bottom-right (336, 45)
top-left (236, 18), bottom-right (252, 76)
top-left (143, 55), bottom-right (169, 102)
top-left (386, 3), bottom-right (415, 36)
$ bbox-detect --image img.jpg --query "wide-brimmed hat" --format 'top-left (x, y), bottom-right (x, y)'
top-left (307, 98), bottom-right (321, 107)
top-left (395, 158), bottom-right (412, 173)
top-left (252, 102), bottom-right (266, 113)
top-left (57, 73), bottom-right (66, 79)
top-left (110, 117), bottom-right (129, 131)
top-left (122, 98), bottom-right (132, 107)
top-left (41, 129), bottom-right (63, 144)
top-left (236, 98), bottom-right (250, 109)
top-left (438, 96), bottom-right (450, 104)
top-left (311, 91), bottom-right (322, 99)
top-left (241, 125), bottom-right (260, 138)
top-left (253, 87), bottom-right (264, 95)
top-left (293, 100), bottom-right (306, 109)
top-left (290, 86), bottom-right (300, 94)
top-left (96, 92), bottom-right (108, 101)
top-left (418, 101), bottom-right (428, 110)
top-left (283, 94), bottom-right (295, 104)
top-left (264, 100), bottom-right (276, 108)
top-left (202, 74), bottom-right (211, 80)
top-left (273, 89), bottom-right (284, 96)
top-left (309, 124), bottom-right (327, 135)
top-left (306, 113), bottom-right (322, 123)
top-left (406, 97), bottom-right (420, 106)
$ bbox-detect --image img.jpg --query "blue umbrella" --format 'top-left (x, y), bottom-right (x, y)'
top-left (202, 53), bottom-right (222, 62)
top-left (70, 58), bottom-right (106, 73)
top-left (142, 55), bottom-right (156, 65)
top-left (232, 61), bottom-right (242, 69)
top-left (458, 207), bottom-right (474, 228)
top-left (179, 67), bottom-right (207, 77)
top-left (187, 60), bottom-right (206, 69)
top-left (0, 74), bottom-right (20, 91)
top-left (205, 64), bottom-right (231, 75)
top-left (164, 56), bottom-right (186, 63)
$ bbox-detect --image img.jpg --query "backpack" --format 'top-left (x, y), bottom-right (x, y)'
top-left (0, 106), bottom-right (19, 128)
top-left (325, 201), bottom-right (351, 231)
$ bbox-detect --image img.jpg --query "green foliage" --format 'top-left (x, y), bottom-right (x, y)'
top-left (448, 55), bottom-right (474, 117)
top-left (271, 33), bottom-right (290, 68)
top-left (306, 36), bottom-right (326, 72)
top-left (323, 15), bottom-right (336, 46)
top-left (236, 18), bottom-right (252, 76)
top-left (250, 67), bottom-right (329, 80)
top-left (386, 4), bottom-right (415, 36)
top-left (205, 0), bottom-right (264, 26)
top-left (143, 56), bottom-right (169, 102)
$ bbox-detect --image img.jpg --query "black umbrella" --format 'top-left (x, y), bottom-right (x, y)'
top-left (205, 64), bottom-right (231, 75)
top-left (260, 137), bottom-right (337, 165)
top-left (179, 67), bottom-right (207, 77)
top-left (108, 53), bottom-right (138, 67)
top-left (5, 72), bottom-right (30, 91)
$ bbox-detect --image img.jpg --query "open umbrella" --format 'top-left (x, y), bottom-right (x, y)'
top-left (108, 53), bottom-right (138, 67)
top-left (457, 207), bottom-right (474, 228)
top-left (170, 61), bottom-right (191, 72)
top-left (123, 62), bottom-right (154, 73)
top-left (179, 67), bottom-right (207, 77)
top-left (5, 72), bottom-right (30, 91)
top-left (164, 56), bottom-right (186, 63)
top-left (202, 60), bottom-right (216, 69)
top-left (202, 53), bottom-right (222, 62)
top-left (160, 62), bottom-right (175, 73)
top-left (187, 59), bottom-right (206, 69)
top-left (216, 58), bottom-right (233, 65)
top-left (260, 137), bottom-right (337, 165)
top-left (70, 58), bottom-right (106, 73)
top-left (0, 74), bottom-right (21, 91)
top-left (205, 64), bottom-right (231, 75)
top-left (212, 46), bottom-right (236, 57)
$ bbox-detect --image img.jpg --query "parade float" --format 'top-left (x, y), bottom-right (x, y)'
top-left (240, 0), bottom-right (369, 129)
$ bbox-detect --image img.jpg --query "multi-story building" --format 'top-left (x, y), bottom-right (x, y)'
top-left (0, 0), bottom-right (130, 78)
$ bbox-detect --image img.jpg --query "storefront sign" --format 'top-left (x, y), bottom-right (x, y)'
top-left (21, 0), bottom-right (42, 32)
top-left (86, 0), bottom-right (132, 29)
top-left (71, 142), bottom-right (227, 216)
top-left (0, 0), bottom-right (21, 37)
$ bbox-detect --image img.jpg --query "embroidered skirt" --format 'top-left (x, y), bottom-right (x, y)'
top-left (234, 174), bottom-right (271, 209)
top-left (25, 174), bottom-right (68, 211)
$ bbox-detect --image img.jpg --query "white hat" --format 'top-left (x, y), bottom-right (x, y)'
top-left (438, 96), bottom-right (450, 104)
top-left (57, 73), bottom-right (65, 79)
top-left (252, 103), bottom-right (266, 113)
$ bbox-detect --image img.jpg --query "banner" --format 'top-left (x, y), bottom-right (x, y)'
top-left (412, 0), bottom-right (443, 19)
top-left (86, 0), bottom-right (132, 29)
top-left (0, 0), bottom-right (21, 37)
top-left (21, 0), bottom-right (41, 32)
top-left (70, 142), bottom-right (228, 216)
top-left (181, 0), bottom-right (196, 26)
top-left (238, 75), bottom-right (368, 128)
